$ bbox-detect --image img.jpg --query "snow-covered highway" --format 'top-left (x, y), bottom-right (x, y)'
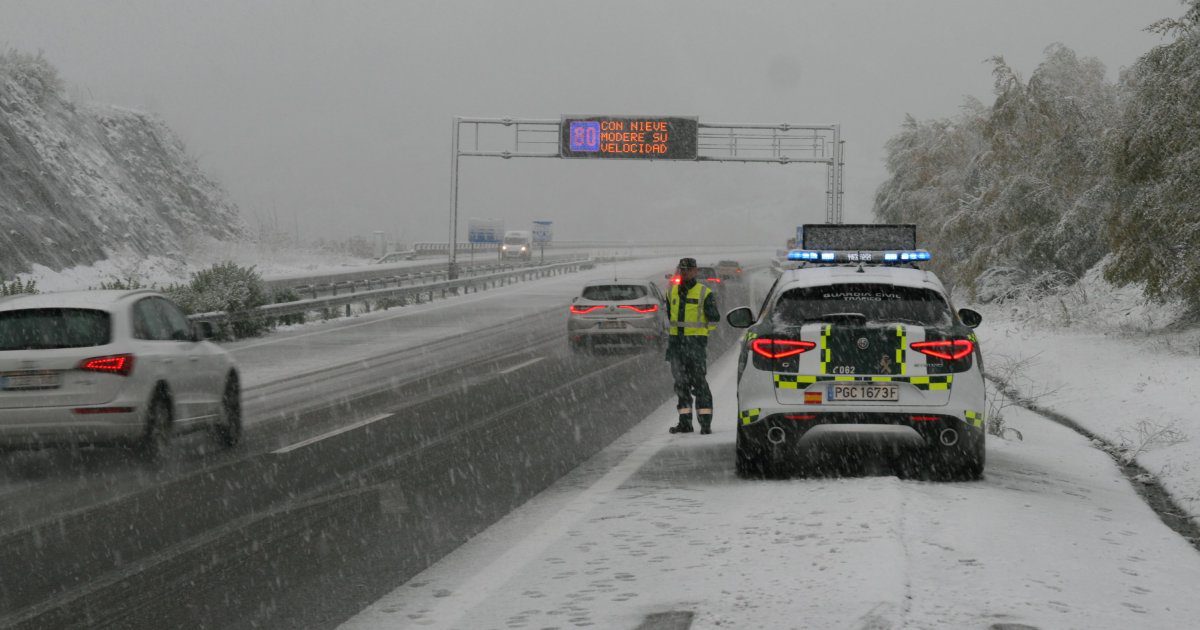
top-left (343, 350), bottom-right (1200, 630)
top-left (3, 261), bottom-right (1200, 630)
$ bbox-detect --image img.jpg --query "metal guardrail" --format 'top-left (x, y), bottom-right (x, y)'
top-left (263, 254), bottom-right (586, 299)
top-left (189, 258), bottom-right (594, 325)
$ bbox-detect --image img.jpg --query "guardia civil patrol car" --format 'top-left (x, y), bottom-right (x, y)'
top-left (725, 225), bottom-right (986, 480)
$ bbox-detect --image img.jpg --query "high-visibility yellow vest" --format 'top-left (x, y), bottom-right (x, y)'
top-left (668, 282), bottom-right (716, 336)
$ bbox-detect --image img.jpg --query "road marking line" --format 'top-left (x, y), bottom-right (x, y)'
top-left (497, 357), bottom-right (544, 375)
top-left (272, 412), bottom-right (394, 454)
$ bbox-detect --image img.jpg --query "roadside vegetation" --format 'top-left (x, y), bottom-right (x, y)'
top-left (874, 1), bottom-right (1200, 316)
top-left (0, 278), bottom-right (38, 296)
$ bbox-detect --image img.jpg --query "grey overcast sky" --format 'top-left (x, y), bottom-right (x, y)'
top-left (0, 0), bottom-right (1184, 245)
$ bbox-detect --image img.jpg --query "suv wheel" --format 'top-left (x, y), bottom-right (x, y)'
top-left (735, 433), bottom-right (767, 478)
top-left (212, 374), bottom-right (242, 448)
top-left (136, 392), bottom-right (172, 462)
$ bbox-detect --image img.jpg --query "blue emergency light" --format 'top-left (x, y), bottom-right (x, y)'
top-left (787, 250), bottom-right (823, 261)
top-left (787, 249), bottom-right (932, 264)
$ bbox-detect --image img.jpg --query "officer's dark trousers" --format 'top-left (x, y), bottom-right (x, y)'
top-left (668, 342), bottom-right (712, 412)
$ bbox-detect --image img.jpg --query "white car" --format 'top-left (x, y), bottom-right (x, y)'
top-left (725, 248), bottom-right (986, 480)
top-left (0, 290), bottom-right (241, 459)
top-left (567, 279), bottom-right (668, 353)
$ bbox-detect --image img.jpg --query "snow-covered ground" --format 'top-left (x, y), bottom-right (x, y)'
top-left (15, 237), bottom-right (376, 293)
top-left (342, 349), bottom-right (1200, 629)
top-left (973, 265), bottom-right (1200, 528)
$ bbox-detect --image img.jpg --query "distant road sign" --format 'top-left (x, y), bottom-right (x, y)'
top-left (532, 220), bottom-right (553, 244)
top-left (560, 116), bottom-right (698, 160)
top-left (468, 218), bottom-right (504, 244)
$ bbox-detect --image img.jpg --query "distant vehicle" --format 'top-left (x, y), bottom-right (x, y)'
top-left (0, 290), bottom-right (241, 460)
top-left (664, 265), bottom-right (720, 286)
top-left (725, 244), bottom-right (986, 480)
top-left (568, 280), bottom-right (667, 354)
top-left (500, 230), bottom-right (533, 261)
top-left (716, 260), bottom-right (743, 280)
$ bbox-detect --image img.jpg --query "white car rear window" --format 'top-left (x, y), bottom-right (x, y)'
top-left (0, 308), bottom-right (112, 351)
top-left (581, 285), bottom-right (648, 301)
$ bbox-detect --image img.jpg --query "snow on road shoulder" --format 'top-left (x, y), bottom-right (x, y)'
top-left (977, 316), bottom-right (1200, 527)
top-left (341, 348), bottom-right (1200, 629)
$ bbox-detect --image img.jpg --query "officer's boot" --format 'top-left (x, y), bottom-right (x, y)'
top-left (698, 409), bottom-right (713, 435)
top-left (669, 409), bottom-right (694, 434)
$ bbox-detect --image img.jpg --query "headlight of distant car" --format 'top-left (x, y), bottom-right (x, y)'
top-left (521, 246), bottom-right (527, 251)
top-left (502, 245), bottom-right (508, 250)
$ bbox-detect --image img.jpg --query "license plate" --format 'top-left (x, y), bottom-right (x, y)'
top-left (826, 383), bottom-right (898, 402)
top-left (598, 321), bottom-right (624, 329)
top-left (1, 371), bottom-right (61, 391)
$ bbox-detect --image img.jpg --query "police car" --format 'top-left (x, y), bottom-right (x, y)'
top-left (724, 225), bottom-right (986, 480)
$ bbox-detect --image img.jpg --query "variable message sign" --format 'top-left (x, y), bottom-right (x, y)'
top-left (560, 116), bottom-right (698, 160)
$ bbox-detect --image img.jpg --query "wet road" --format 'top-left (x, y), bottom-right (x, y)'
top-left (0, 258), bottom-right (761, 629)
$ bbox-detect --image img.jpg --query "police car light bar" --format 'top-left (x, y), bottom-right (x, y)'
top-left (787, 249), bottom-right (931, 264)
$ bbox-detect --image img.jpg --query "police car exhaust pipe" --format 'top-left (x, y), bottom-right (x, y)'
top-left (939, 428), bottom-right (959, 447)
top-left (767, 427), bottom-right (786, 445)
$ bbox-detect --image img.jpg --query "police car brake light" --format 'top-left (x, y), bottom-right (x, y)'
top-left (570, 304), bottom-right (603, 314)
top-left (909, 339), bottom-right (973, 360)
top-left (751, 338), bottom-right (817, 359)
top-left (618, 304), bottom-right (658, 313)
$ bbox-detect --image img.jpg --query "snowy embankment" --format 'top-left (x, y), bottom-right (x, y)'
top-left (15, 238), bottom-right (376, 293)
top-left (0, 52), bottom-right (244, 277)
top-left (342, 349), bottom-right (1200, 629)
top-left (973, 264), bottom-right (1200, 527)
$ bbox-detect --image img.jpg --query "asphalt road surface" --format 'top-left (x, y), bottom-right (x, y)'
top-left (0, 255), bottom-right (761, 629)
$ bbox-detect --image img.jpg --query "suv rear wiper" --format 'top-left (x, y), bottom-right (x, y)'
top-left (801, 312), bottom-right (868, 326)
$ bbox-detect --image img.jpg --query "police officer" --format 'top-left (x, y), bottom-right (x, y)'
top-left (666, 257), bottom-right (720, 434)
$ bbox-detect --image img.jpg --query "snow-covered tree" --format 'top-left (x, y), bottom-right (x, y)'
top-left (1105, 0), bottom-right (1200, 311)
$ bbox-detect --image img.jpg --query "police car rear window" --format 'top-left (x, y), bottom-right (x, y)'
top-left (771, 283), bottom-right (952, 327)
top-left (581, 285), bottom-right (648, 301)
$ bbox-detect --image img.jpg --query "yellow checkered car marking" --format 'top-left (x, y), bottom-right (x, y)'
top-left (773, 374), bottom-right (954, 390)
top-left (964, 409), bottom-right (984, 428)
top-left (819, 324), bottom-right (832, 373)
top-left (739, 408), bottom-right (762, 425)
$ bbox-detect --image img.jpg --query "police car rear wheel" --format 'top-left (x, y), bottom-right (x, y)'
top-left (735, 433), bottom-right (772, 477)
top-left (925, 437), bottom-right (984, 481)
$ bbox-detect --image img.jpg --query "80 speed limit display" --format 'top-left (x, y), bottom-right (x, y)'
top-left (560, 116), bottom-right (698, 160)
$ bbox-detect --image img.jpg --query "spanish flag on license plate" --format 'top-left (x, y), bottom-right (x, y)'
top-left (804, 390), bottom-right (822, 405)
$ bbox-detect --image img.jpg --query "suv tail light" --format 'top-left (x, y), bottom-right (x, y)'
top-left (706, 277), bottom-right (721, 283)
top-left (669, 275), bottom-right (682, 285)
top-left (79, 354), bottom-right (135, 376)
top-left (570, 304), bottom-right (604, 314)
top-left (909, 339), bottom-right (974, 361)
top-left (750, 338), bottom-right (816, 359)
top-left (618, 304), bottom-right (658, 313)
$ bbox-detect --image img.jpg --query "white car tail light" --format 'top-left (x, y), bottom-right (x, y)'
top-left (78, 354), bottom-right (136, 376)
